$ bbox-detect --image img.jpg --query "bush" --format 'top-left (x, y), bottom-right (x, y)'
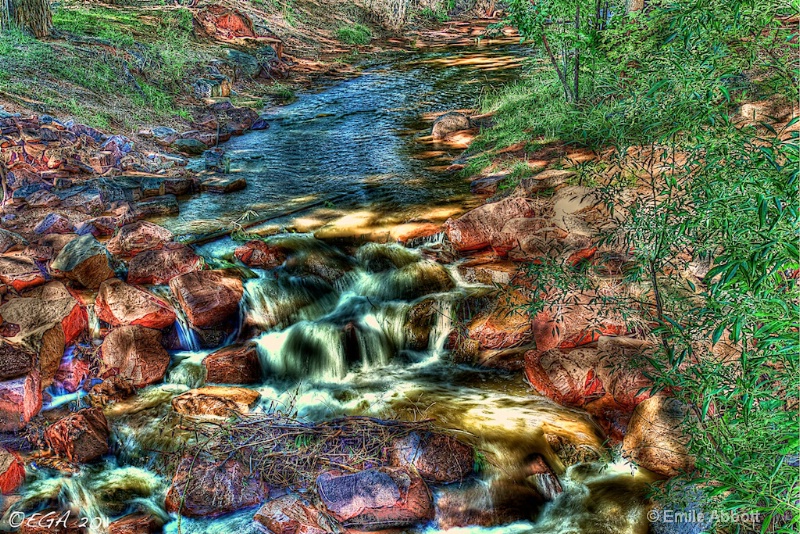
top-left (336, 23), bottom-right (372, 45)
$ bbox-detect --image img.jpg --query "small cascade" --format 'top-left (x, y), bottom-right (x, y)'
top-left (150, 286), bottom-right (201, 351)
top-left (86, 304), bottom-right (101, 340)
top-left (242, 272), bottom-right (339, 331)
top-left (428, 295), bottom-right (456, 357)
top-left (166, 351), bottom-right (208, 388)
top-left (256, 322), bottom-right (349, 379)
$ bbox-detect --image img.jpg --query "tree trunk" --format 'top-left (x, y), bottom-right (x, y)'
top-left (0, 0), bottom-right (52, 38)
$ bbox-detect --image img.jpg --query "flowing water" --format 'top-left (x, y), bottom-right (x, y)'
top-left (4, 42), bottom-right (653, 534)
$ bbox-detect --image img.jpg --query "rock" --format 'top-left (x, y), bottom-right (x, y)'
top-left (254, 494), bottom-right (338, 534)
top-left (622, 396), bottom-right (694, 477)
top-left (405, 298), bottom-right (436, 351)
top-left (544, 433), bottom-right (603, 466)
top-left (88, 376), bottom-right (136, 406)
top-left (203, 344), bottom-right (261, 384)
top-left (193, 75), bottom-right (232, 98)
top-left (106, 221), bottom-right (174, 257)
top-left (524, 348), bottom-right (605, 407)
top-left (0, 282), bottom-right (87, 387)
top-left (135, 194), bottom-right (179, 217)
top-left (171, 386), bottom-right (260, 417)
top-left (432, 112), bottom-right (470, 140)
top-left (51, 234), bottom-right (115, 289)
top-left (0, 371), bottom-right (42, 431)
top-left (0, 228), bottom-right (27, 253)
top-left (53, 355), bottom-right (90, 393)
top-left (100, 326), bottom-right (170, 388)
top-left (172, 138), bottom-right (208, 155)
top-left (467, 295), bottom-right (531, 350)
top-left (532, 310), bottom-right (561, 352)
top-left (169, 270), bottom-right (243, 329)
top-left (107, 513), bottom-right (163, 534)
top-left (44, 407), bottom-right (109, 463)
top-left (95, 279), bottom-right (176, 329)
top-left (456, 254), bottom-right (518, 285)
top-left (165, 452), bottom-right (268, 517)
top-left (0, 446), bottom-right (25, 494)
top-left (234, 240), bottom-right (287, 268)
top-left (388, 431), bottom-right (473, 483)
top-left (195, 5), bottom-right (258, 40)
top-left (444, 197), bottom-right (535, 253)
top-left (74, 216), bottom-right (118, 237)
top-left (127, 243), bottom-right (203, 285)
top-left (470, 174), bottom-right (507, 195)
top-left (527, 454), bottom-right (562, 501)
top-left (434, 479), bottom-right (532, 529)
top-left (200, 175), bottom-right (247, 193)
top-left (33, 213), bottom-right (74, 235)
top-left (513, 169), bottom-right (575, 196)
top-left (0, 341), bottom-right (37, 380)
top-left (223, 49), bottom-right (261, 78)
top-left (316, 467), bottom-right (434, 529)
top-left (0, 253), bottom-right (46, 292)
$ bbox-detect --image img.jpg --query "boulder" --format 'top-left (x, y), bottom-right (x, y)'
top-left (0, 340), bottom-right (37, 380)
top-left (44, 407), bottom-right (109, 463)
top-left (622, 396), bottom-right (694, 477)
top-left (432, 112), bottom-right (470, 140)
top-left (0, 446), bottom-right (25, 494)
top-left (254, 494), bottom-right (338, 534)
top-left (467, 296), bottom-right (531, 350)
top-left (203, 344), bottom-right (261, 384)
top-left (171, 386), bottom-right (260, 417)
top-left (74, 216), bottom-right (118, 237)
top-left (0, 228), bottom-right (27, 253)
top-left (524, 348), bottom-right (605, 407)
top-left (234, 240), bottom-right (287, 269)
top-left (95, 279), bottom-right (176, 329)
top-left (169, 270), bottom-right (243, 329)
top-left (316, 467), bottom-right (433, 530)
top-left (106, 221), bottom-right (174, 257)
top-left (387, 431), bottom-right (473, 483)
top-left (0, 370), bottom-right (42, 431)
top-left (135, 194), bottom-right (179, 217)
top-left (107, 513), bottom-right (163, 534)
top-left (443, 197), bottom-right (535, 253)
top-left (51, 234), bottom-right (115, 289)
top-left (172, 138), bottom-right (208, 155)
top-left (127, 243), bottom-right (202, 285)
top-left (165, 452), bottom-right (268, 517)
top-left (100, 326), bottom-right (170, 388)
top-left (0, 253), bottom-right (46, 292)
top-left (33, 213), bottom-right (74, 235)
top-left (223, 49), bottom-right (261, 78)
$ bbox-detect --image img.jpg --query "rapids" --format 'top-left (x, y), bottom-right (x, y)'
top-left (3, 42), bottom-right (653, 534)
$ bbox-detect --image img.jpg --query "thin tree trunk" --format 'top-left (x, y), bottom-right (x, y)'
top-left (573, 3), bottom-right (580, 103)
top-left (541, 33), bottom-right (573, 102)
top-left (1, 0), bottom-right (52, 37)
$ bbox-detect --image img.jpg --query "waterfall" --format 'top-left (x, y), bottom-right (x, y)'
top-left (150, 285), bottom-right (201, 351)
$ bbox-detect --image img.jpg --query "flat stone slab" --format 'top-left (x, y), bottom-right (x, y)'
top-left (200, 176), bottom-right (246, 193)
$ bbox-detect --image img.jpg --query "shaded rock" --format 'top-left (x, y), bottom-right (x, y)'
top-left (444, 197), bottom-right (535, 253)
top-left (434, 479), bottom-right (532, 530)
top-left (100, 326), bottom-right (169, 388)
top-left (513, 169), bottom-right (575, 196)
top-left (470, 174), bottom-right (507, 195)
top-left (203, 344), bottom-right (261, 384)
top-left (200, 175), bottom-right (247, 193)
top-left (169, 270), bottom-right (243, 329)
top-left (53, 355), bottom-right (90, 393)
top-left (193, 75), bottom-right (232, 99)
top-left (172, 138), bottom-right (208, 155)
top-left (527, 454), bottom-right (562, 501)
top-left (544, 433), bottom-right (603, 467)
top-left (0, 370), bottom-right (42, 431)
top-left (44, 407), bottom-right (109, 463)
top-left (127, 243), bottom-right (202, 285)
top-left (165, 452), bottom-right (268, 517)
top-left (0, 253), bottom-right (46, 292)
top-left (405, 298), bottom-right (436, 351)
top-left (107, 513), bottom-right (163, 534)
top-left (254, 494), bottom-right (338, 534)
top-left (88, 376), bottom-right (136, 406)
top-left (33, 213), bottom-right (74, 235)
top-left (51, 234), bottom-right (115, 289)
top-left (316, 467), bottom-right (433, 529)
top-left (432, 112), bottom-right (470, 140)
top-left (0, 228), bottom-right (27, 253)
top-left (135, 194), bottom-right (179, 217)
top-left (524, 348), bottom-right (605, 407)
top-left (74, 216), bottom-right (118, 237)
top-left (0, 446), bottom-right (25, 494)
top-left (106, 221), bottom-right (174, 257)
top-left (171, 386), bottom-right (260, 417)
top-left (622, 396), bottom-right (694, 477)
top-left (223, 48), bottom-right (261, 78)
top-left (0, 341), bottom-right (36, 380)
top-left (467, 295), bottom-right (531, 350)
top-left (388, 431), bottom-right (473, 483)
top-left (234, 239), bottom-right (287, 269)
top-left (95, 279), bottom-right (176, 329)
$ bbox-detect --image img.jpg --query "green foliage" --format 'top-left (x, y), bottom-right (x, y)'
top-left (420, 7), bottom-right (450, 23)
top-left (498, 0), bottom-right (799, 530)
top-left (336, 23), bottom-right (372, 45)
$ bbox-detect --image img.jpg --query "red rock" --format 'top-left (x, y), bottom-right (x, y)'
top-left (88, 376), bottom-right (136, 406)
top-left (107, 513), bottom-right (162, 534)
top-left (171, 386), bottom-right (260, 417)
top-left (443, 197), bottom-right (535, 252)
top-left (467, 296), bottom-right (531, 350)
top-left (100, 326), bottom-right (169, 388)
top-left (127, 243), bottom-right (202, 285)
top-left (567, 246), bottom-right (598, 267)
top-left (196, 5), bottom-right (258, 40)
top-left (169, 270), bottom-right (243, 329)
top-left (316, 467), bottom-right (433, 529)
top-left (51, 234), bottom-right (115, 289)
top-left (44, 407), bottom-right (109, 463)
top-left (234, 240), bottom-right (287, 269)
top-left (0, 253), bottom-right (46, 292)
top-left (203, 344), bottom-right (261, 384)
top-left (165, 453), bottom-right (268, 517)
top-left (33, 213), bottom-right (74, 235)
top-left (0, 370), bottom-right (42, 431)
top-left (0, 446), bottom-right (25, 494)
top-left (106, 221), bottom-right (174, 257)
top-left (254, 494), bottom-right (337, 534)
top-left (53, 355), bottom-right (90, 393)
top-left (388, 431), bottom-right (473, 483)
top-left (532, 311), bottom-right (562, 351)
top-left (95, 278), bottom-right (176, 329)
top-left (524, 348), bottom-right (605, 407)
